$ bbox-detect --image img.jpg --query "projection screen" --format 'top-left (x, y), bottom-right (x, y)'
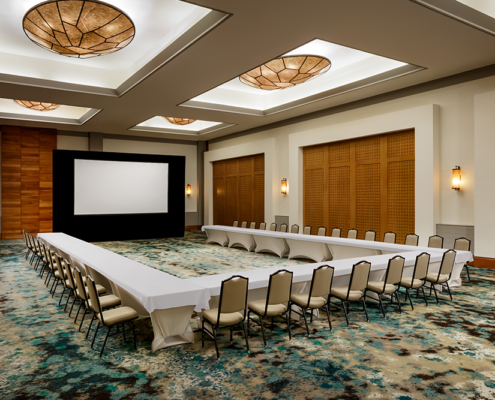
top-left (74, 159), bottom-right (169, 215)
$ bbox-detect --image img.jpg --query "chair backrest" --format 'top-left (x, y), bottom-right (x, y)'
top-left (331, 228), bottom-right (341, 238)
top-left (308, 265), bottom-right (334, 300)
top-left (454, 237), bottom-right (471, 252)
top-left (269, 223), bottom-right (277, 231)
top-left (64, 261), bottom-right (76, 290)
top-left (23, 230), bottom-right (30, 248)
top-left (290, 224), bottom-right (299, 234)
top-left (249, 222), bottom-right (256, 229)
top-left (280, 223), bottom-right (288, 233)
top-left (383, 231), bottom-right (396, 244)
top-left (349, 261), bottom-right (371, 293)
top-left (267, 270), bottom-right (293, 306)
top-left (317, 226), bottom-right (327, 236)
top-left (233, 221), bottom-right (239, 227)
top-left (385, 256), bottom-right (405, 285)
top-left (303, 225), bottom-right (312, 235)
top-left (413, 252), bottom-right (430, 280)
top-left (240, 221), bottom-right (247, 228)
top-left (405, 234), bottom-right (419, 246)
top-left (259, 222), bottom-right (266, 230)
top-left (218, 275), bottom-right (248, 317)
top-left (428, 235), bottom-right (444, 249)
top-left (439, 249), bottom-right (457, 276)
top-left (52, 254), bottom-right (67, 286)
top-left (347, 229), bottom-right (358, 239)
top-left (86, 275), bottom-right (102, 313)
top-left (72, 265), bottom-right (88, 301)
top-left (364, 230), bottom-right (376, 241)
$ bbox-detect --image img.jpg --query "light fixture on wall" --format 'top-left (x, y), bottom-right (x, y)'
top-left (15, 100), bottom-right (60, 111)
top-left (22, 0), bottom-right (135, 59)
top-left (239, 55), bottom-right (331, 91)
top-left (186, 184), bottom-right (192, 196)
top-left (164, 117), bottom-right (196, 125)
top-left (281, 178), bottom-right (288, 194)
top-left (452, 166), bottom-right (461, 190)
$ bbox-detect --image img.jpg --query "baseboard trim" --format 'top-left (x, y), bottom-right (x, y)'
top-left (469, 256), bottom-right (495, 270)
top-left (185, 225), bottom-right (202, 231)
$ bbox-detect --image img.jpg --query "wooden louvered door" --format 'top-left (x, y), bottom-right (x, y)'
top-left (303, 130), bottom-right (415, 243)
top-left (212, 154), bottom-right (264, 226)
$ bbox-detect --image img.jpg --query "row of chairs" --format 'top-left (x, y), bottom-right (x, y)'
top-left (202, 249), bottom-right (458, 358)
top-left (22, 230), bottom-right (140, 357)
top-left (233, 221), bottom-right (472, 279)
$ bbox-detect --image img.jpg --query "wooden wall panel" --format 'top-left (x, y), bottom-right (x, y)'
top-left (303, 129), bottom-right (414, 241)
top-left (1, 125), bottom-right (57, 239)
top-left (212, 154), bottom-right (264, 226)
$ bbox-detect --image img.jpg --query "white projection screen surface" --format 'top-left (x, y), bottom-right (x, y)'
top-left (74, 159), bottom-right (169, 215)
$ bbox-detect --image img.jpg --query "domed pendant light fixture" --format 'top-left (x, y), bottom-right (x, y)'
top-left (15, 100), bottom-right (60, 111)
top-left (239, 55), bottom-right (331, 90)
top-left (22, 0), bottom-right (135, 59)
top-left (164, 117), bottom-right (196, 125)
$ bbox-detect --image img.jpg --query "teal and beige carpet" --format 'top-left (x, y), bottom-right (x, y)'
top-left (1, 231), bottom-right (494, 399)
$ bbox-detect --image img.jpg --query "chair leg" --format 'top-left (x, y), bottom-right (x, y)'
top-left (229, 326), bottom-right (233, 343)
top-left (395, 292), bottom-right (402, 314)
top-left (201, 319), bottom-right (205, 348)
top-left (51, 280), bottom-right (59, 297)
top-left (243, 321), bottom-right (249, 351)
top-left (79, 308), bottom-right (88, 332)
top-left (445, 282), bottom-right (453, 301)
top-left (464, 264), bottom-right (471, 280)
top-left (131, 321), bottom-right (137, 351)
top-left (99, 325), bottom-right (112, 357)
top-left (421, 286), bottom-right (428, 307)
top-left (58, 287), bottom-right (66, 306)
top-left (432, 285), bottom-right (439, 304)
top-left (362, 298), bottom-right (369, 322)
top-left (213, 327), bottom-right (220, 359)
top-left (91, 322), bottom-right (100, 349)
top-left (378, 295), bottom-right (386, 318)
top-left (86, 313), bottom-right (95, 339)
top-left (69, 297), bottom-right (77, 317)
top-left (259, 316), bottom-right (267, 347)
top-left (406, 289), bottom-right (414, 310)
top-left (325, 305), bottom-right (332, 331)
top-left (285, 311), bottom-right (292, 339)
top-left (74, 300), bottom-right (83, 323)
top-left (301, 307), bottom-right (310, 336)
top-left (341, 300), bottom-right (350, 326)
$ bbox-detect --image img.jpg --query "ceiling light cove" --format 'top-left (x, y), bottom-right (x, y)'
top-left (23, 0), bottom-right (135, 59)
top-left (164, 117), bottom-right (196, 125)
top-left (239, 55), bottom-right (331, 91)
top-left (15, 100), bottom-right (60, 111)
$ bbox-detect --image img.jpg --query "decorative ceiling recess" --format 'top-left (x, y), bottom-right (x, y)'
top-left (23, 0), bottom-right (135, 59)
top-left (164, 117), bottom-right (196, 125)
top-left (15, 100), bottom-right (60, 111)
top-left (239, 55), bottom-right (331, 91)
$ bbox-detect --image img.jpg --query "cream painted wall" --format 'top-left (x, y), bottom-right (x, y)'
top-left (57, 135), bottom-right (89, 151)
top-left (103, 138), bottom-right (198, 213)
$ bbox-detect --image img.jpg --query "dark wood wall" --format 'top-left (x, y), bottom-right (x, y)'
top-left (1, 125), bottom-right (57, 239)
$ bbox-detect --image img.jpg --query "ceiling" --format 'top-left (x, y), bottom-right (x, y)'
top-left (1, 0), bottom-right (495, 142)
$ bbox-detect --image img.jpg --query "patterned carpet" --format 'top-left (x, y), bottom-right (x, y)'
top-left (1, 232), bottom-right (495, 399)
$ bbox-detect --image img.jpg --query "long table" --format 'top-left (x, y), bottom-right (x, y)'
top-left (38, 233), bottom-right (209, 351)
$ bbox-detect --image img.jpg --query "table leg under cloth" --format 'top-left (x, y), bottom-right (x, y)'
top-left (327, 244), bottom-right (381, 261)
top-left (205, 229), bottom-right (229, 247)
top-left (226, 231), bottom-right (256, 252)
top-left (252, 235), bottom-right (289, 258)
top-left (285, 239), bottom-right (332, 262)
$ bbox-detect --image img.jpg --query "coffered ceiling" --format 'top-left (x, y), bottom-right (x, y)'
top-left (1, 0), bottom-right (495, 142)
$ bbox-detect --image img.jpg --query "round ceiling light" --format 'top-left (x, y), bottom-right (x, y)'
top-left (239, 55), bottom-right (331, 90)
top-left (164, 117), bottom-right (196, 125)
top-left (15, 100), bottom-right (60, 111)
top-left (22, 1), bottom-right (135, 59)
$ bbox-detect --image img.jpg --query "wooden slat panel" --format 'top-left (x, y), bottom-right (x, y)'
top-left (304, 168), bottom-right (325, 229)
top-left (21, 128), bottom-right (39, 233)
top-left (39, 130), bottom-right (56, 232)
top-left (356, 163), bottom-right (381, 240)
top-left (238, 175), bottom-right (252, 223)
top-left (328, 166), bottom-right (351, 234)
top-left (387, 131), bottom-right (415, 158)
top-left (2, 129), bottom-right (21, 234)
top-left (225, 176), bottom-right (238, 226)
top-left (213, 177), bottom-right (226, 225)
top-left (254, 174), bottom-right (265, 225)
top-left (254, 154), bottom-right (264, 173)
top-left (355, 136), bottom-right (381, 162)
top-left (304, 145), bottom-right (325, 168)
top-left (328, 141), bottom-right (351, 164)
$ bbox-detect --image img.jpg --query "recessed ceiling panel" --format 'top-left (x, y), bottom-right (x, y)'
top-left (130, 116), bottom-right (233, 136)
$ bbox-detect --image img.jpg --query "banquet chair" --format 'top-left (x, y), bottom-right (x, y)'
top-left (303, 226), bottom-right (312, 235)
top-left (249, 222), bottom-right (256, 229)
top-left (399, 252), bottom-right (430, 310)
top-left (331, 227), bottom-right (341, 238)
top-left (23, 230), bottom-right (33, 261)
top-left (365, 256), bottom-right (405, 317)
top-left (364, 231), bottom-right (376, 241)
top-left (241, 221), bottom-right (248, 228)
top-left (280, 223), bottom-right (288, 233)
top-left (347, 229), bottom-right (358, 239)
top-left (428, 235), bottom-right (444, 249)
top-left (51, 252), bottom-right (70, 301)
top-left (383, 231), bottom-right (396, 244)
top-left (233, 221), bottom-right (239, 227)
top-left (290, 224), bottom-right (299, 234)
top-left (454, 237), bottom-right (472, 280)
top-left (27, 233), bottom-right (38, 266)
top-left (426, 249), bottom-right (456, 304)
top-left (54, 253), bottom-right (78, 312)
top-left (259, 222), bottom-right (267, 230)
top-left (86, 276), bottom-right (138, 357)
top-left (405, 234), bottom-right (419, 246)
top-left (202, 275), bottom-right (249, 359)
top-left (289, 265), bottom-right (334, 336)
top-left (248, 269), bottom-right (293, 346)
top-left (317, 226), bottom-right (327, 236)
top-left (269, 223), bottom-right (277, 231)
top-left (330, 261), bottom-right (371, 326)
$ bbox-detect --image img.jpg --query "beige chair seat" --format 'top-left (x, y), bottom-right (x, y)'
top-left (331, 287), bottom-right (363, 301)
top-left (203, 309), bottom-right (244, 326)
top-left (400, 276), bottom-right (424, 288)
top-left (54, 270), bottom-right (62, 279)
top-left (248, 299), bottom-right (286, 317)
top-left (85, 284), bottom-right (106, 295)
top-left (97, 306), bottom-right (138, 326)
top-left (426, 272), bottom-right (449, 283)
top-left (290, 293), bottom-right (326, 308)
top-left (367, 281), bottom-right (397, 294)
top-left (88, 294), bottom-right (121, 310)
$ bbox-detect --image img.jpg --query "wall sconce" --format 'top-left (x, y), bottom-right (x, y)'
top-left (186, 184), bottom-right (192, 196)
top-left (452, 166), bottom-right (461, 190)
top-left (281, 178), bottom-right (288, 194)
